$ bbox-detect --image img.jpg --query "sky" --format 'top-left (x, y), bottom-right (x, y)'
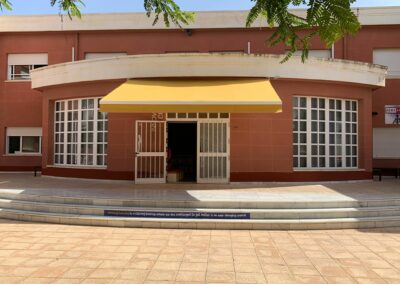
top-left (1, 0), bottom-right (399, 15)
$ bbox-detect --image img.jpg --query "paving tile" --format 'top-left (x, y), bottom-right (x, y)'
top-left (21, 278), bottom-right (55, 284)
top-left (61, 268), bottom-right (94, 278)
top-left (235, 272), bottom-right (266, 283)
top-left (99, 260), bottom-right (130, 269)
top-left (354, 278), bottom-right (387, 284)
top-left (324, 276), bottom-right (357, 283)
top-left (81, 279), bottom-right (114, 284)
top-left (146, 269), bottom-right (177, 281)
top-left (88, 268), bottom-right (123, 279)
top-left (127, 259), bottom-right (155, 270)
top-left (314, 263), bottom-right (350, 277)
top-left (289, 265), bottom-right (320, 276)
top-left (179, 262), bottom-right (208, 271)
top-left (30, 266), bottom-right (69, 278)
top-left (206, 271), bottom-right (235, 283)
top-left (207, 261), bottom-right (235, 272)
top-left (234, 262), bottom-right (263, 273)
top-left (118, 268), bottom-right (149, 281)
top-left (294, 275), bottom-right (326, 284)
top-left (73, 259), bottom-right (103, 269)
top-left (53, 279), bottom-right (81, 284)
top-left (372, 268), bottom-right (400, 279)
top-left (262, 263), bottom-right (291, 274)
top-left (0, 277), bottom-right (24, 284)
top-left (175, 271), bottom-right (206, 282)
top-left (345, 266), bottom-right (381, 278)
top-left (264, 273), bottom-right (297, 284)
top-left (153, 261), bottom-right (181, 271)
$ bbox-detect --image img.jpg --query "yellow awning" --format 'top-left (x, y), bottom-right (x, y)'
top-left (100, 79), bottom-right (282, 113)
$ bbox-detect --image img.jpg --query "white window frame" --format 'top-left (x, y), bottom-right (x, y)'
top-left (54, 97), bottom-right (108, 168)
top-left (7, 64), bottom-right (48, 81)
top-left (293, 96), bottom-right (358, 170)
top-left (6, 136), bottom-right (42, 155)
top-left (7, 53), bottom-right (48, 81)
top-left (166, 112), bottom-right (230, 121)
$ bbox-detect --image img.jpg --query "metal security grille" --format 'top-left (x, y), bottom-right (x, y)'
top-left (135, 121), bottom-right (166, 184)
top-left (197, 121), bottom-right (230, 183)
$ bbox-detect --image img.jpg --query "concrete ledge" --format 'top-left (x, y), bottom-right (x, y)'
top-left (31, 53), bottom-right (387, 89)
top-left (1, 7), bottom-right (400, 32)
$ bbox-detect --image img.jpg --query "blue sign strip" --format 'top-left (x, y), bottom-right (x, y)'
top-left (104, 210), bottom-right (250, 219)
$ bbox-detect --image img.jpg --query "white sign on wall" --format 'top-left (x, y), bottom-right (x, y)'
top-left (385, 105), bottom-right (400, 125)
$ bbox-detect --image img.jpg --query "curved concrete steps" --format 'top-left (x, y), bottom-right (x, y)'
top-left (0, 191), bottom-right (399, 229)
top-left (1, 208), bottom-right (400, 230)
top-left (0, 199), bottom-right (400, 220)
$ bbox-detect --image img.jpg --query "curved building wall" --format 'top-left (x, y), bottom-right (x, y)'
top-left (39, 78), bottom-right (373, 181)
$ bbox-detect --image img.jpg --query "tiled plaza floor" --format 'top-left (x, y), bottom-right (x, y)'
top-left (0, 173), bottom-right (400, 203)
top-left (0, 219), bottom-right (399, 283)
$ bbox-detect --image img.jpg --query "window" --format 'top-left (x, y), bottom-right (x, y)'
top-left (6, 127), bottom-right (42, 155)
top-left (373, 128), bottom-right (400, 158)
top-left (54, 98), bottom-right (108, 167)
top-left (7, 53), bottom-right (48, 80)
top-left (293, 97), bottom-right (358, 169)
top-left (293, 50), bottom-right (332, 59)
top-left (84, 53), bottom-right (127, 60)
top-left (166, 113), bottom-right (230, 120)
top-left (373, 49), bottom-right (400, 77)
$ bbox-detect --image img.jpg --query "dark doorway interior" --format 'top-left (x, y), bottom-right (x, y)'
top-left (167, 122), bottom-right (197, 182)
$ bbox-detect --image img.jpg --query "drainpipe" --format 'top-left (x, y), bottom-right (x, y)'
top-left (247, 42), bottom-right (251, 54)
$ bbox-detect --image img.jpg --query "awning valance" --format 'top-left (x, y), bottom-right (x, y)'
top-left (100, 79), bottom-right (282, 113)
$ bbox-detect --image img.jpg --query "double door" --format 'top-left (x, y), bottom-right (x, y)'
top-left (135, 120), bottom-right (229, 184)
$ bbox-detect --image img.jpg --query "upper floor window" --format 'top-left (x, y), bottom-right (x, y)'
top-left (84, 52), bottom-right (127, 60)
top-left (373, 49), bottom-right (400, 78)
top-left (7, 53), bottom-right (48, 81)
top-left (6, 127), bottom-right (42, 155)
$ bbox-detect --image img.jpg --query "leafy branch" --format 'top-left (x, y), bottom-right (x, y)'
top-left (0, 0), bottom-right (12, 11)
top-left (50, 0), bottom-right (85, 19)
top-left (144, 0), bottom-right (194, 27)
top-left (246, 0), bottom-right (360, 62)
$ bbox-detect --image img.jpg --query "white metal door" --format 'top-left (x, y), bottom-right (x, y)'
top-left (135, 121), bottom-right (166, 184)
top-left (197, 120), bottom-right (230, 183)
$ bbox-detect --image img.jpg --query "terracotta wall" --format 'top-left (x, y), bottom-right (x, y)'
top-left (0, 25), bottom-right (399, 174)
top-left (337, 25), bottom-right (400, 168)
top-left (230, 80), bottom-right (373, 181)
top-left (0, 33), bottom-right (75, 169)
top-left (38, 78), bottom-right (373, 181)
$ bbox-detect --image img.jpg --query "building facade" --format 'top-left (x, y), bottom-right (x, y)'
top-left (0, 7), bottom-right (399, 183)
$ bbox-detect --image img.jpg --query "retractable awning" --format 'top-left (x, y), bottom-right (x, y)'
top-left (100, 79), bottom-right (282, 113)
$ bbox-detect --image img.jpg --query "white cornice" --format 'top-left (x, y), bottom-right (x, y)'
top-left (1, 7), bottom-right (400, 32)
top-left (30, 53), bottom-right (387, 89)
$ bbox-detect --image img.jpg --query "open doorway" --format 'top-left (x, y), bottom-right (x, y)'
top-left (167, 122), bottom-right (197, 182)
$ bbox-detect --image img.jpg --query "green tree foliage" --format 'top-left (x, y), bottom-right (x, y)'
top-left (246, 0), bottom-right (360, 62)
top-left (0, 0), bottom-right (360, 62)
